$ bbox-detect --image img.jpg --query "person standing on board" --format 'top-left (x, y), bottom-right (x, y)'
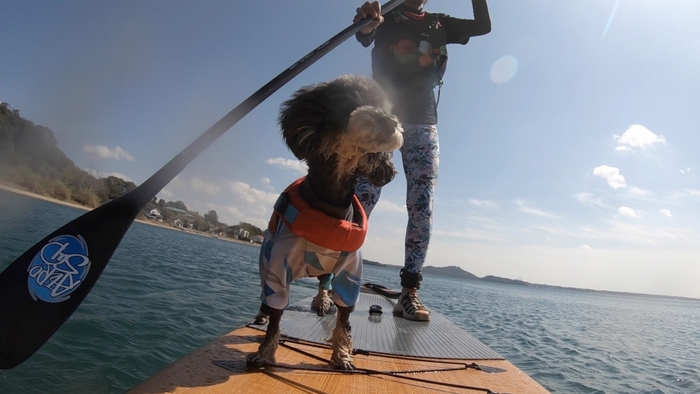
top-left (353, 0), bottom-right (491, 321)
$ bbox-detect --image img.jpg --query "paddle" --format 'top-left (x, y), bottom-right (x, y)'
top-left (0, 0), bottom-right (404, 370)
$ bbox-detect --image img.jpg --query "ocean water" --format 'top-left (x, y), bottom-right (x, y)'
top-left (0, 189), bottom-right (698, 394)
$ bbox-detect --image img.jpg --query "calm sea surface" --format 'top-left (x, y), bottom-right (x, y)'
top-left (0, 189), bottom-right (699, 394)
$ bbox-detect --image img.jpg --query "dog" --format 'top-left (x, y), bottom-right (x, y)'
top-left (246, 75), bottom-right (403, 370)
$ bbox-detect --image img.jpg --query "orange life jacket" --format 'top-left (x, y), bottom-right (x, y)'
top-left (268, 177), bottom-right (368, 252)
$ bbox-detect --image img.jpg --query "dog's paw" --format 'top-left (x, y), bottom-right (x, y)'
top-left (246, 352), bottom-right (275, 370)
top-left (330, 322), bottom-right (354, 370)
top-left (252, 312), bottom-right (269, 325)
top-left (330, 357), bottom-right (355, 371)
top-left (311, 290), bottom-right (333, 316)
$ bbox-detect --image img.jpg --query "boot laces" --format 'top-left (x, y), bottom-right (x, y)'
top-left (406, 292), bottom-right (427, 311)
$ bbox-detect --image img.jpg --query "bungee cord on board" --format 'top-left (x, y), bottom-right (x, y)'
top-left (238, 325), bottom-right (507, 394)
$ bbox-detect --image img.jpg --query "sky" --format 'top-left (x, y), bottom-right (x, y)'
top-left (2, 0), bottom-right (700, 299)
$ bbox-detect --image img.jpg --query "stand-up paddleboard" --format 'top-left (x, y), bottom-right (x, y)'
top-left (129, 285), bottom-right (550, 393)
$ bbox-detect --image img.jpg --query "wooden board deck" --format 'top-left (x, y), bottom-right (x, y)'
top-left (129, 289), bottom-right (550, 394)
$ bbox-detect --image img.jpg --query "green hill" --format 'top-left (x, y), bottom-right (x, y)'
top-left (0, 102), bottom-right (136, 207)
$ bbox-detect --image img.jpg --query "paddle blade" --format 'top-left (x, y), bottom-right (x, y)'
top-left (0, 194), bottom-right (141, 369)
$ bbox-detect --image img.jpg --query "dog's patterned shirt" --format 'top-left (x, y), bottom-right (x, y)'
top-left (257, 220), bottom-right (363, 314)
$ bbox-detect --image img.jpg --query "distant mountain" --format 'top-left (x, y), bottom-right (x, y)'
top-left (363, 260), bottom-right (529, 285)
top-left (363, 259), bottom-right (398, 268)
top-left (422, 265), bottom-right (480, 280)
top-left (480, 275), bottom-right (530, 286)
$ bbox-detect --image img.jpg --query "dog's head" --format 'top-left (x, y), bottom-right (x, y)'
top-left (279, 75), bottom-right (403, 187)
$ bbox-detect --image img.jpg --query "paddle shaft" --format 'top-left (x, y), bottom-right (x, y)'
top-left (0, 0), bottom-right (405, 370)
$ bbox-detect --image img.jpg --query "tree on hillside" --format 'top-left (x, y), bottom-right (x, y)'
top-left (237, 222), bottom-right (263, 237)
top-left (1, 102), bottom-right (231, 216)
top-left (97, 176), bottom-right (137, 201)
top-left (0, 102), bottom-right (131, 207)
top-left (204, 210), bottom-right (219, 225)
top-left (172, 200), bottom-right (188, 211)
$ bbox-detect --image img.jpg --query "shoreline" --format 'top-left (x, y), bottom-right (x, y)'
top-left (0, 183), bottom-right (260, 248)
top-left (0, 183), bottom-right (91, 212)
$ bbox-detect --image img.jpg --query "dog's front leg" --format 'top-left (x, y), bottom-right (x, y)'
top-left (330, 305), bottom-right (354, 370)
top-left (311, 285), bottom-right (333, 316)
top-left (252, 311), bottom-right (269, 325)
top-left (246, 312), bottom-right (281, 369)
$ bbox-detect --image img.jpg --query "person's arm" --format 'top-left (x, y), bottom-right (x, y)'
top-left (354, 1), bottom-right (384, 47)
top-left (472, 0), bottom-right (492, 35)
top-left (445, 0), bottom-right (492, 44)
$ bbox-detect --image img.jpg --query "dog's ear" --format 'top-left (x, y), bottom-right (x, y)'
top-left (278, 85), bottom-right (341, 161)
top-left (357, 152), bottom-right (398, 187)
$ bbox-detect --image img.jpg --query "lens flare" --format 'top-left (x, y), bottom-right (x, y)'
top-left (490, 56), bottom-right (518, 84)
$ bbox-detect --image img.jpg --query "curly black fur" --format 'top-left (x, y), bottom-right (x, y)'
top-left (278, 75), bottom-right (403, 208)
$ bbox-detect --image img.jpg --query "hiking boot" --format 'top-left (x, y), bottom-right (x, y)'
top-left (393, 291), bottom-right (430, 321)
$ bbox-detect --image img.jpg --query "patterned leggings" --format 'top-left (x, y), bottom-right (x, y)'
top-left (355, 124), bottom-right (439, 275)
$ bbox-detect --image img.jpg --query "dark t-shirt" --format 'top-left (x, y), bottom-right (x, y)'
top-left (357, 1), bottom-right (491, 125)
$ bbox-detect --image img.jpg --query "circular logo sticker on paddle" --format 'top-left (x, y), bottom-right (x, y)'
top-left (27, 235), bottom-right (91, 303)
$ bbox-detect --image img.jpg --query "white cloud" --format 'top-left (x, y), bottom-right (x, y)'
top-left (659, 209), bottom-right (672, 218)
top-left (260, 177), bottom-right (275, 191)
top-left (614, 124), bottom-right (665, 151)
top-left (593, 165), bottom-right (626, 189)
top-left (215, 181), bottom-right (282, 226)
top-left (228, 181), bottom-right (279, 206)
top-left (516, 200), bottom-right (558, 219)
top-left (574, 192), bottom-right (605, 207)
top-left (165, 176), bottom-right (187, 190)
top-left (221, 205), bottom-right (267, 229)
top-left (374, 199), bottom-right (405, 214)
top-left (465, 216), bottom-right (502, 231)
top-left (580, 244), bottom-right (592, 250)
top-left (628, 187), bottom-right (652, 196)
top-left (84, 144), bottom-right (135, 161)
top-left (468, 199), bottom-right (498, 209)
top-left (189, 177), bottom-right (220, 196)
top-left (675, 189), bottom-right (700, 200)
top-left (680, 167), bottom-right (691, 174)
top-left (618, 206), bottom-right (641, 218)
top-left (158, 188), bottom-right (174, 199)
top-left (578, 218), bottom-right (693, 246)
top-left (266, 157), bottom-right (307, 174)
top-left (433, 228), bottom-right (507, 242)
top-left (223, 205), bottom-right (244, 218)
